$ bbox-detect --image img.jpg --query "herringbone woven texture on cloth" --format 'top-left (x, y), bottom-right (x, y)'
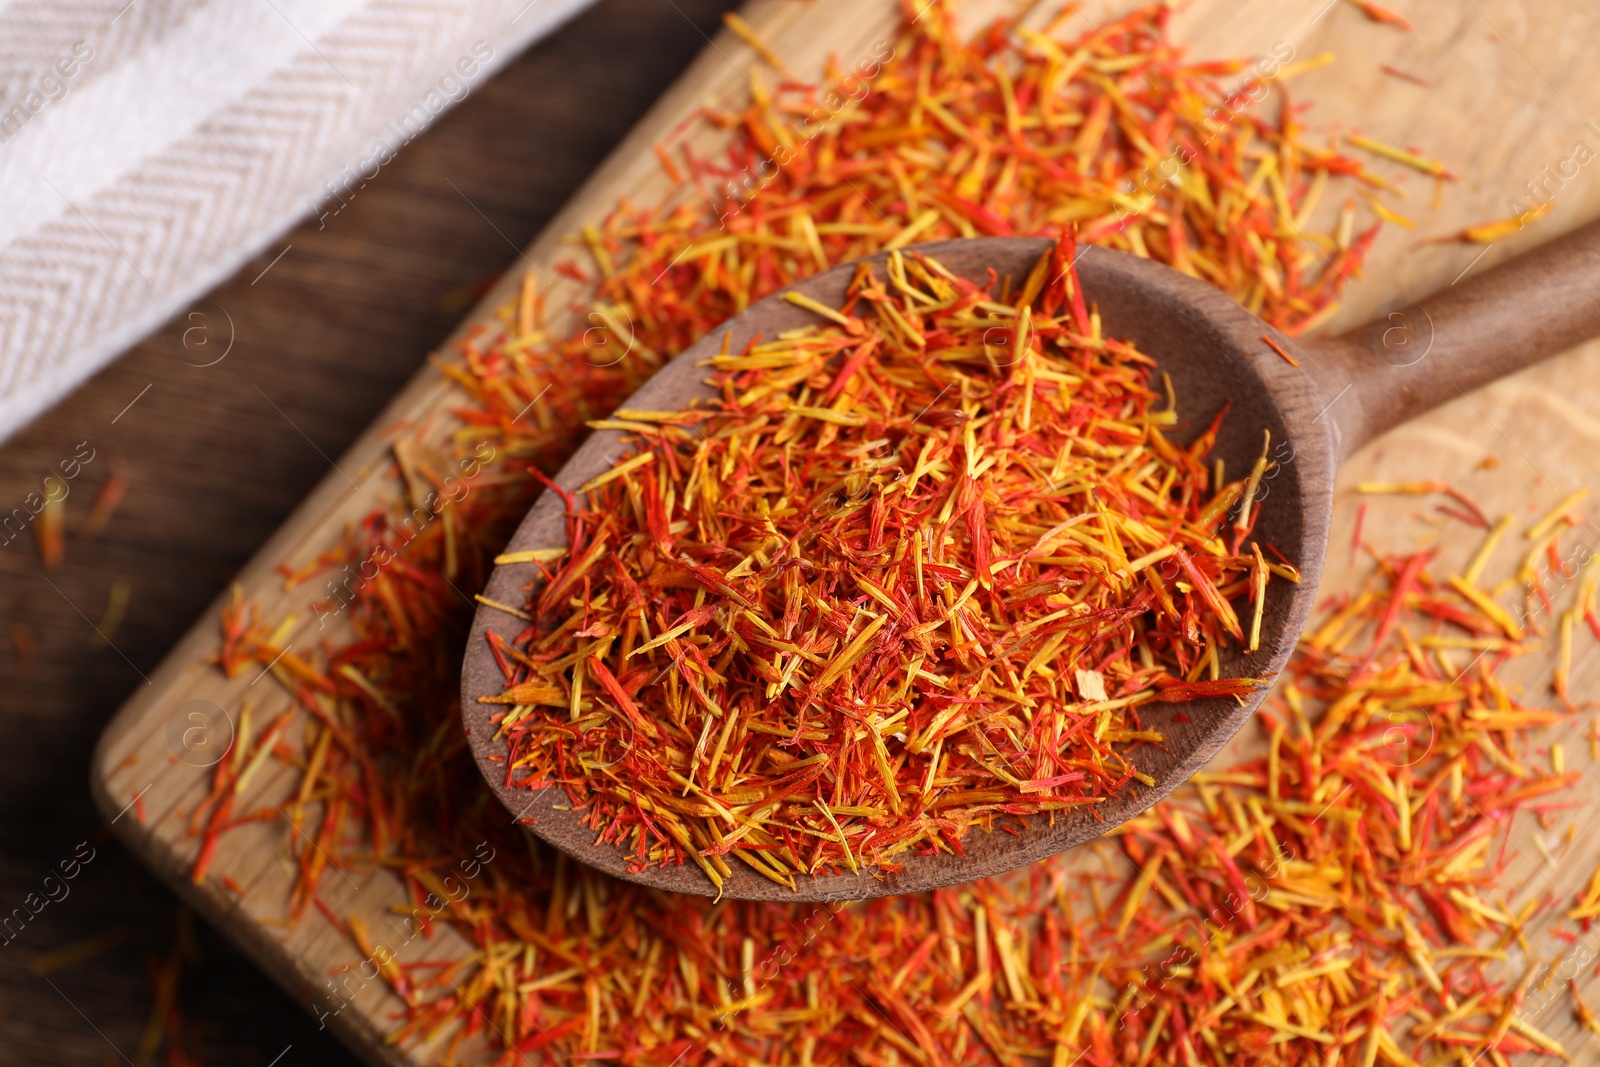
top-left (0, 0), bottom-right (594, 440)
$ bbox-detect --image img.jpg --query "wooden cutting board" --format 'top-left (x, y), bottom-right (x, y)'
top-left (90, 0), bottom-right (1600, 1063)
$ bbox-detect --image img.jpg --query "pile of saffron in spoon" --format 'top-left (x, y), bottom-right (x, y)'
top-left (484, 238), bottom-right (1286, 887)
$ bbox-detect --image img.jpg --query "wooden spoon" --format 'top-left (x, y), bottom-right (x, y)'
top-left (461, 224), bottom-right (1600, 902)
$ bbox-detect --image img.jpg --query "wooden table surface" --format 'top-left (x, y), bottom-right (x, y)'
top-left (0, 0), bottom-right (728, 1062)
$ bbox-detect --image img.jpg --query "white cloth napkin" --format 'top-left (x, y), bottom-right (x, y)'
top-left (0, 0), bottom-right (596, 441)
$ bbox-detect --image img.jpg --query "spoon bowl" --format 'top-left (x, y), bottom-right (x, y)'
top-left (462, 225), bottom-right (1600, 901)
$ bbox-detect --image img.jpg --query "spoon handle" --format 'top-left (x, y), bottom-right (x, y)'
top-left (1300, 218), bottom-right (1600, 459)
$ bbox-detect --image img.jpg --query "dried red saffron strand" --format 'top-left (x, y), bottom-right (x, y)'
top-left (487, 242), bottom-right (1273, 885)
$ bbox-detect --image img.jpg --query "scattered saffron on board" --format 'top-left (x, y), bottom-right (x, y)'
top-left (1357, 479), bottom-right (1490, 528)
top-left (1344, 0), bottom-right (1413, 31)
top-left (146, 4), bottom-right (1599, 1065)
top-left (1345, 133), bottom-right (1455, 180)
top-left (213, 501), bottom-right (1590, 1066)
top-left (1449, 202), bottom-right (1553, 244)
top-left (1379, 64), bottom-right (1430, 86)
